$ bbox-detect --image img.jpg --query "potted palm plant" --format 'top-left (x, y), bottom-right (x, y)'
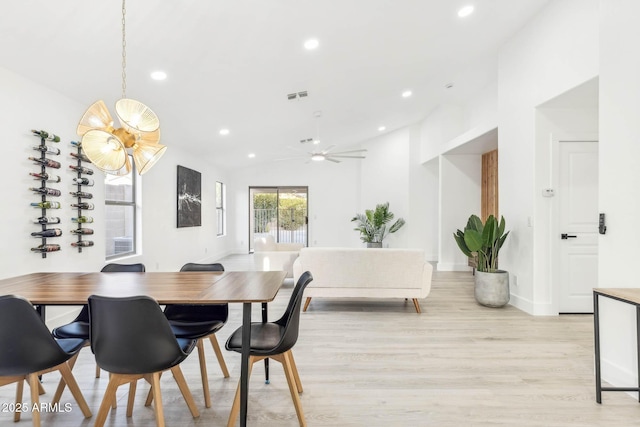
top-left (352, 202), bottom-right (405, 247)
top-left (453, 214), bottom-right (510, 307)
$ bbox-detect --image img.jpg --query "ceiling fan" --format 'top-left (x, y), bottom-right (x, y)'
top-left (307, 145), bottom-right (367, 163)
top-left (281, 110), bottom-right (367, 163)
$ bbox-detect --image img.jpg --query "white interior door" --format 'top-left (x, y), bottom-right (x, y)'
top-left (558, 141), bottom-right (598, 313)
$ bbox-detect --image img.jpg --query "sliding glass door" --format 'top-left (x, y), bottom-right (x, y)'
top-left (249, 186), bottom-right (308, 252)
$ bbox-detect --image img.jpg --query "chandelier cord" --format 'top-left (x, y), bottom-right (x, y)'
top-left (121, 0), bottom-right (127, 99)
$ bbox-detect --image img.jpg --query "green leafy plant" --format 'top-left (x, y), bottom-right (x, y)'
top-left (453, 214), bottom-right (509, 272)
top-left (351, 202), bottom-right (406, 243)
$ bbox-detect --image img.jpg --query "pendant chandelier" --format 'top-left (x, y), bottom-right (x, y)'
top-left (76, 0), bottom-right (166, 175)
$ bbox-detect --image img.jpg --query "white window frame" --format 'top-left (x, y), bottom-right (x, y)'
top-left (105, 156), bottom-right (138, 259)
top-left (216, 181), bottom-right (226, 237)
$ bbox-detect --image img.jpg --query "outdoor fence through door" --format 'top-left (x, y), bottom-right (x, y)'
top-left (249, 187), bottom-right (308, 252)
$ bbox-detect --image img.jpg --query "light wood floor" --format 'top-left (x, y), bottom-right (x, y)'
top-left (2, 254), bottom-right (639, 426)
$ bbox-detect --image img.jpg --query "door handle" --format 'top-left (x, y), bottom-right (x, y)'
top-left (561, 234), bottom-right (577, 239)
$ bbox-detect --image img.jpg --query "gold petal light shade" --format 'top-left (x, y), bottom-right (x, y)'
top-left (81, 129), bottom-right (128, 172)
top-left (115, 99), bottom-right (160, 133)
top-left (131, 140), bottom-right (167, 175)
top-left (76, 100), bottom-right (114, 136)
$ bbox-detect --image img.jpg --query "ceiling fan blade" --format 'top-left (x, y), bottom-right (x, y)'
top-left (330, 149), bottom-right (368, 155)
top-left (321, 144), bottom-right (337, 154)
top-left (325, 157), bottom-right (341, 163)
top-left (328, 155), bottom-right (367, 159)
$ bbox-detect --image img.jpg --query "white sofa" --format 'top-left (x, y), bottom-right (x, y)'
top-left (292, 247), bottom-right (432, 313)
top-left (253, 235), bottom-right (304, 278)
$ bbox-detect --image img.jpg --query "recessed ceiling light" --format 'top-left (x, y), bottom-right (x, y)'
top-left (378, 126), bottom-right (386, 132)
top-left (458, 5), bottom-right (474, 17)
top-left (304, 39), bottom-right (319, 50)
top-left (219, 129), bottom-right (230, 136)
top-left (313, 139), bottom-right (321, 145)
top-left (248, 153), bottom-right (255, 158)
top-left (150, 70), bottom-right (167, 81)
top-left (402, 90), bottom-right (413, 98)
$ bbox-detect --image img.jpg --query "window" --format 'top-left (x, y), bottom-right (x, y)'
top-left (105, 158), bottom-right (137, 258)
top-left (216, 181), bottom-right (225, 236)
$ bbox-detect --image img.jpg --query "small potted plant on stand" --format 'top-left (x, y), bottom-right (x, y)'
top-left (352, 202), bottom-right (405, 247)
top-left (453, 214), bottom-right (510, 307)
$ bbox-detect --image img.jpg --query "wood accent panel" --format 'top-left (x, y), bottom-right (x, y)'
top-left (481, 149), bottom-right (499, 221)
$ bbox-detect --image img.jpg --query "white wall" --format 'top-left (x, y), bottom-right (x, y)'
top-left (360, 128), bottom-right (412, 248)
top-left (437, 154), bottom-right (481, 271)
top-left (498, 0), bottom-right (599, 314)
top-left (598, 0), bottom-right (640, 394)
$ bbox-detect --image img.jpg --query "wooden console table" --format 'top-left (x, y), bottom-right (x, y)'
top-left (593, 288), bottom-right (640, 403)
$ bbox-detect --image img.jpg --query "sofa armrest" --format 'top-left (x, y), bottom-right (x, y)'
top-left (421, 261), bottom-right (434, 298)
top-left (293, 257), bottom-right (302, 282)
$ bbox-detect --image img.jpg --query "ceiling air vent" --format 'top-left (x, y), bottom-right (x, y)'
top-left (300, 138), bottom-right (313, 144)
top-left (287, 90), bottom-right (309, 101)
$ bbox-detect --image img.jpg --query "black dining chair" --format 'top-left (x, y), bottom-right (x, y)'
top-left (225, 271), bottom-right (313, 427)
top-left (88, 294), bottom-right (200, 427)
top-left (50, 262), bottom-right (146, 405)
top-left (0, 295), bottom-right (92, 427)
top-left (162, 262), bottom-right (229, 408)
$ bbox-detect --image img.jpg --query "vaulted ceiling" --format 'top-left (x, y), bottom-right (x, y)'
top-left (1, 0), bottom-right (549, 169)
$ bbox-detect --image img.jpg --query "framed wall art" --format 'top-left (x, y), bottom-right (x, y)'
top-left (177, 165), bottom-right (202, 228)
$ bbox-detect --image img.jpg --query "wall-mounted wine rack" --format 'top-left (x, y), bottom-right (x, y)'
top-left (69, 141), bottom-right (95, 252)
top-left (29, 129), bottom-right (62, 258)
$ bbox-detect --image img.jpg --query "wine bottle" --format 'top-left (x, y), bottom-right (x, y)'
top-left (71, 241), bottom-right (94, 247)
top-left (70, 228), bottom-right (94, 235)
top-left (32, 145), bottom-right (61, 155)
top-left (31, 201), bottom-right (61, 209)
top-left (70, 202), bottom-right (94, 210)
top-left (28, 156), bottom-right (61, 169)
top-left (31, 130), bottom-right (61, 142)
top-left (33, 216), bottom-right (61, 224)
top-left (31, 228), bottom-right (62, 237)
top-left (29, 187), bottom-right (61, 197)
top-left (72, 177), bottom-right (94, 186)
top-left (72, 216), bottom-right (94, 223)
top-left (29, 172), bottom-right (61, 183)
top-left (31, 244), bottom-right (61, 252)
top-left (70, 141), bottom-right (82, 147)
top-left (69, 191), bottom-right (93, 199)
top-left (70, 152), bottom-right (92, 163)
top-left (69, 165), bottom-right (94, 175)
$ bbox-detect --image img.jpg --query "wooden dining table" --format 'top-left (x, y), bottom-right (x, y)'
top-left (0, 270), bottom-right (287, 427)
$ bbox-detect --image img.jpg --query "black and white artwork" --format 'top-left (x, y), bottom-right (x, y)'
top-left (177, 165), bottom-right (202, 228)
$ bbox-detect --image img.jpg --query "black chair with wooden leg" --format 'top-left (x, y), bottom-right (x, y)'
top-left (225, 271), bottom-right (314, 427)
top-left (88, 294), bottom-right (200, 427)
top-left (0, 295), bottom-right (92, 427)
top-left (162, 262), bottom-right (230, 408)
top-left (50, 262), bottom-right (146, 403)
